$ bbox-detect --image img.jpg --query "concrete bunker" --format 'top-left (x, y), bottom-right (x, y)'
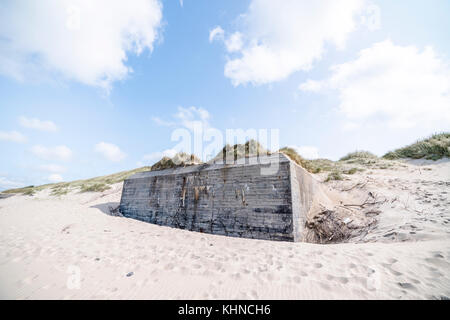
top-left (119, 153), bottom-right (373, 242)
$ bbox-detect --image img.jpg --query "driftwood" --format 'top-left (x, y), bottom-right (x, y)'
top-left (304, 191), bottom-right (384, 244)
top-left (340, 180), bottom-right (368, 192)
top-left (109, 205), bottom-right (122, 217)
top-left (304, 208), bottom-right (378, 244)
top-left (343, 192), bottom-right (387, 208)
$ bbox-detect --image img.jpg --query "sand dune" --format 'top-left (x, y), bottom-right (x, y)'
top-left (0, 159), bottom-right (449, 299)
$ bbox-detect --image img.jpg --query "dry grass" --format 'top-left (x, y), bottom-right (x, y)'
top-left (211, 139), bottom-right (269, 163)
top-left (1, 166), bottom-right (152, 196)
top-left (279, 147), bottom-right (316, 172)
top-left (325, 171), bottom-right (344, 182)
top-left (79, 183), bottom-right (111, 193)
top-left (5, 134), bottom-right (445, 197)
top-left (340, 150), bottom-right (378, 161)
top-left (151, 157), bottom-right (176, 171)
top-left (50, 183), bottom-right (71, 196)
top-left (151, 152), bottom-right (202, 171)
top-left (279, 147), bottom-right (339, 174)
top-left (383, 132), bottom-right (450, 161)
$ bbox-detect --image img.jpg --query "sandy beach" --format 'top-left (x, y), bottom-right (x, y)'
top-left (0, 158), bottom-right (449, 300)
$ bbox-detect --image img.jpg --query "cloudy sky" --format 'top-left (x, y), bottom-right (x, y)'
top-left (0, 0), bottom-right (449, 190)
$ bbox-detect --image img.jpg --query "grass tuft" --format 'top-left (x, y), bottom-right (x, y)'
top-left (279, 147), bottom-right (315, 172)
top-left (211, 139), bottom-right (269, 163)
top-left (80, 183), bottom-right (111, 193)
top-left (151, 152), bottom-right (202, 171)
top-left (325, 171), bottom-right (343, 182)
top-left (383, 132), bottom-right (450, 161)
top-left (343, 167), bottom-right (359, 175)
top-left (340, 151), bottom-right (377, 161)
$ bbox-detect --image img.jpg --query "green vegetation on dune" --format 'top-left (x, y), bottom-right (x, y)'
top-left (383, 133), bottom-right (450, 161)
top-left (151, 157), bottom-right (176, 171)
top-left (325, 171), bottom-right (343, 182)
top-left (279, 147), bottom-right (315, 173)
top-left (2, 166), bottom-right (152, 196)
top-left (151, 152), bottom-right (202, 171)
top-left (3, 134), bottom-right (448, 196)
top-left (211, 139), bottom-right (269, 163)
top-left (1, 152), bottom-right (202, 196)
top-left (2, 184), bottom-right (51, 196)
top-left (79, 183), bottom-right (111, 193)
top-left (279, 147), bottom-right (336, 174)
top-left (339, 150), bottom-right (378, 161)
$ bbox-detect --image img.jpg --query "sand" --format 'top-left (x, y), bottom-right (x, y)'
top-left (0, 159), bottom-right (449, 299)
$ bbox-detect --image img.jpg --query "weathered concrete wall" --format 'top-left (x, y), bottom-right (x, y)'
top-left (120, 154), bottom-right (319, 242)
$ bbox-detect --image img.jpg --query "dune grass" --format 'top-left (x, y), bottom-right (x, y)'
top-left (279, 147), bottom-right (338, 174)
top-left (3, 134), bottom-right (448, 196)
top-left (2, 184), bottom-right (49, 196)
top-left (79, 183), bottom-right (111, 193)
top-left (383, 133), bottom-right (450, 161)
top-left (211, 139), bottom-right (270, 163)
top-left (340, 150), bottom-right (378, 161)
top-left (325, 171), bottom-right (343, 182)
top-left (1, 166), bottom-right (152, 196)
top-left (151, 152), bottom-right (202, 171)
top-left (279, 147), bottom-right (315, 173)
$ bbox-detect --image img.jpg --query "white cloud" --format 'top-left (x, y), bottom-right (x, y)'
top-left (225, 32), bottom-right (243, 53)
top-left (48, 174), bottom-right (63, 183)
top-left (31, 145), bottom-right (73, 161)
top-left (152, 106), bottom-right (214, 138)
top-left (209, 26), bottom-right (224, 43)
top-left (289, 146), bottom-right (320, 159)
top-left (151, 116), bottom-right (176, 127)
top-left (175, 106), bottom-right (211, 131)
top-left (39, 164), bottom-right (66, 173)
top-left (0, 177), bottom-right (25, 190)
top-left (94, 142), bottom-right (126, 162)
top-left (19, 116), bottom-right (58, 132)
top-left (179, 0), bottom-right (184, 8)
top-left (212, 0), bottom-right (377, 86)
top-left (0, 131), bottom-right (27, 143)
top-left (0, 0), bottom-right (163, 91)
top-left (300, 40), bottom-right (450, 129)
top-left (298, 80), bottom-right (323, 93)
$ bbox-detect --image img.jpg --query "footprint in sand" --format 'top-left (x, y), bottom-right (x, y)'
top-left (338, 277), bottom-right (349, 284)
top-left (425, 257), bottom-right (449, 268)
top-left (265, 272), bottom-right (276, 281)
top-left (398, 282), bottom-right (416, 290)
top-left (164, 263), bottom-right (174, 270)
top-left (250, 290), bottom-right (259, 299)
top-left (241, 268), bottom-right (251, 274)
top-left (388, 258), bottom-right (398, 264)
top-left (320, 283), bottom-right (331, 290)
top-left (230, 272), bottom-right (241, 280)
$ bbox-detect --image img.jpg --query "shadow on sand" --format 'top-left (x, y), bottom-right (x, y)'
top-left (90, 202), bottom-right (122, 216)
top-left (404, 157), bottom-right (450, 166)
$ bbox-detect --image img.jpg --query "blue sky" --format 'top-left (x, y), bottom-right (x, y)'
top-left (0, 0), bottom-right (449, 190)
